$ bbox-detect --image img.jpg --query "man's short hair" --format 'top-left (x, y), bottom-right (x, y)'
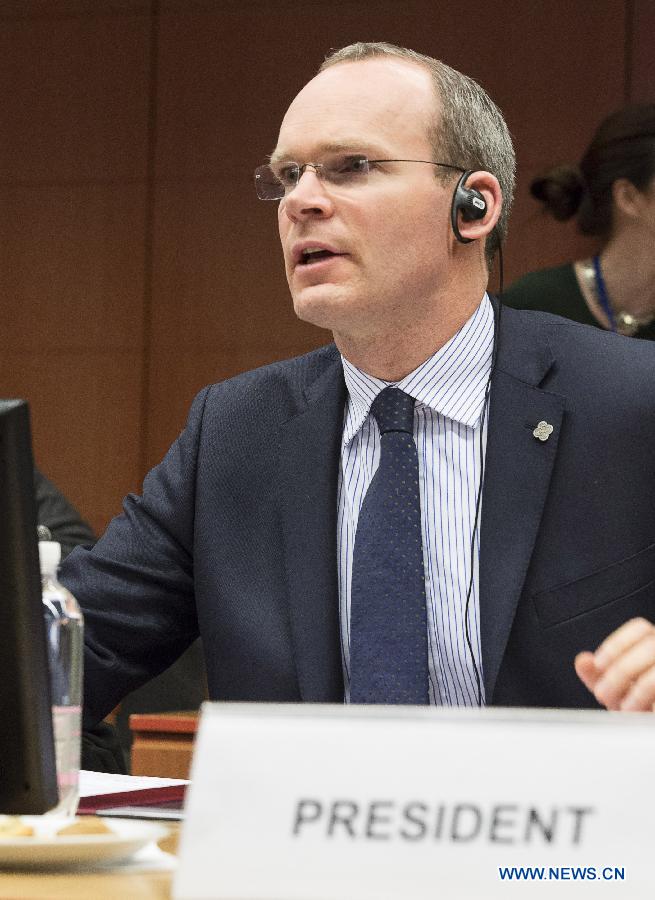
top-left (320, 42), bottom-right (515, 265)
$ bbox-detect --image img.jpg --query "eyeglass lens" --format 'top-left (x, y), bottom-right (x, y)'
top-left (255, 154), bottom-right (371, 200)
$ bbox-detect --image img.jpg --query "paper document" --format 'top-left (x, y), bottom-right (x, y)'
top-left (80, 769), bottom-right (188, 797)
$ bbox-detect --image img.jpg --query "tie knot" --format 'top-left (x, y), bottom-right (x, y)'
top-left (370, 387), bottom-right (415, 435)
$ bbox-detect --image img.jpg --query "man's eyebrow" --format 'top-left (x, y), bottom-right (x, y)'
top-left (267, 149), bottom-right (291, 166)
top-left (268, 140), bottom-right (391, 166)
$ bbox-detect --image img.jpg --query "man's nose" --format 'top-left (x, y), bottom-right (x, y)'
top-left (282, 167), bottom-right (334, 220)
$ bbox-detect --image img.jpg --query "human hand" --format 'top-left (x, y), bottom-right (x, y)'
top-left (574, 618), bottom-right (655, 711)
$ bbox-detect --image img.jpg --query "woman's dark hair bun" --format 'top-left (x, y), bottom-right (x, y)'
top-left (529, 105), bottom-right (655, 236)
top-left (529, 165), bottom-right (585, 221)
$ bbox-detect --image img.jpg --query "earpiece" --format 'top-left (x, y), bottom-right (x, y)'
top-left (451, 170), bottom-right (487, 243)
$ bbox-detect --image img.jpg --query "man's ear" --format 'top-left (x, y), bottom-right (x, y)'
top-left (452, 171), bottom-right (502, 244)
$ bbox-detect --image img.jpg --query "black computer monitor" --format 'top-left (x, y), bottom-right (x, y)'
top-left (0, 399), bottom-right (58, 813)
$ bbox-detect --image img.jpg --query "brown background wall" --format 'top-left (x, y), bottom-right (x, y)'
top-left (0, 0), bottom-right (650, 534)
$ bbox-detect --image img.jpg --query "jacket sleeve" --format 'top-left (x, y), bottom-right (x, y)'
top-left (59, 387), bottom-right (211, 729)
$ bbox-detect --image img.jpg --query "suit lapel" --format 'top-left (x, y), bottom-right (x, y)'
top-left (277, 353), bottom-right (346, 702)
top-left (479, 308), bottom-right (565, 701)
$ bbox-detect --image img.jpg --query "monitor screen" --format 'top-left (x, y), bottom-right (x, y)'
top-left (0, 399), bottom-right (58, 813)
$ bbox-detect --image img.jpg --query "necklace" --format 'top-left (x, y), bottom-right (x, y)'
top-left (584, 256), bottom-right (654, 336)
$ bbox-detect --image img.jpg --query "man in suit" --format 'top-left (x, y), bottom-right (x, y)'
top-left (34, 468), bottom-right (95, 560)
top-left (61, 42), bottom-right (655, 728)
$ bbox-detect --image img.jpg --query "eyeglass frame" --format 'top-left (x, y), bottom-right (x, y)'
top-left (254, 157), bottom-right (467, 200)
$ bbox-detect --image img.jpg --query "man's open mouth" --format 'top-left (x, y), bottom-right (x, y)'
top-left (299, 248), bottom-right (341, 265)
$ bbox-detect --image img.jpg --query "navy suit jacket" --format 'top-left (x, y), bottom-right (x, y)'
top-left (60, 305), bottom-right (655, 728)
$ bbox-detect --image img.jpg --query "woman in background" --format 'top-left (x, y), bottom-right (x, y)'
top-left (503, 104), bottom-right (655, 337)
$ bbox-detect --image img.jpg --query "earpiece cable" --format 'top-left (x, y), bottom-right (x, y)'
top-left (463, 236), bottom-right (503, 707)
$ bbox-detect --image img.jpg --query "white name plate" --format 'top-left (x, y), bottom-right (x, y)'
top-left (174, 704), bottom-right (655, 899)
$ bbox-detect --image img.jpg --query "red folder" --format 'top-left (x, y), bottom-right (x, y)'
top-left (78, 783), bottom-right (187, 815)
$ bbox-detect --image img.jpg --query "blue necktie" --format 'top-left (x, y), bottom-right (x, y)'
top-left (350, 387), bottom-right (429, 704)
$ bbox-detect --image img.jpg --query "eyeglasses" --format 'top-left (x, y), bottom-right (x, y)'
top-left (254, 155), bottom-right (465, 200)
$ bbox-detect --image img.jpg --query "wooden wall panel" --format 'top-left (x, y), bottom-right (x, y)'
top-left (0, 184), bottom-right (147, 529)
top-left (0, 9), bottom-right (150, 182)
top-left (0, 5), bottom-right (150, 533)
top-left (630, 0), bottom-right (655, 102)
top-left (0, 1), bottom-right (149, 15)
top-left (2, 349), bottom-right (143, 528)
top-left (1, 185), bottom-right (145, 351)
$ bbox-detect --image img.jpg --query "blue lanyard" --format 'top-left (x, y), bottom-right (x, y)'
top-left (592, 254), bottom-right (616, 332)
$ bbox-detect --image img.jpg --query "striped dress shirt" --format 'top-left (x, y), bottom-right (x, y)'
top-left (338, 294), bottom-right (494, 706)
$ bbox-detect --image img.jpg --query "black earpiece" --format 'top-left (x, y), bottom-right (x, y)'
top-left (451, 170), bottom-right (487, 243)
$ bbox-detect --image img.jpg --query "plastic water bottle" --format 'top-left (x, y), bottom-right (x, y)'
top-left (39, 540), bottom-right (84, 817)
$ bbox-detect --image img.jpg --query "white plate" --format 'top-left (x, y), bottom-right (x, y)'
top-left (0, 817), bottom-right (168, 869)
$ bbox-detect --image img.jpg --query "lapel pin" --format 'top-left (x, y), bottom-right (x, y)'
top-left (533, 421), bottom-right (554, 442)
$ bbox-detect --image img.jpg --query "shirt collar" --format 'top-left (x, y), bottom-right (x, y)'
top-left (341, 293), bottom-right (495, 445)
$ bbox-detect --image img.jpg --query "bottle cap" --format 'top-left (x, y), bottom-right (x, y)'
top-left (38, 540), bottom-right (62, 576)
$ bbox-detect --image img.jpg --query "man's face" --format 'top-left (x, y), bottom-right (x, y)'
top-left (274, 58), bottom-right (456, 345)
